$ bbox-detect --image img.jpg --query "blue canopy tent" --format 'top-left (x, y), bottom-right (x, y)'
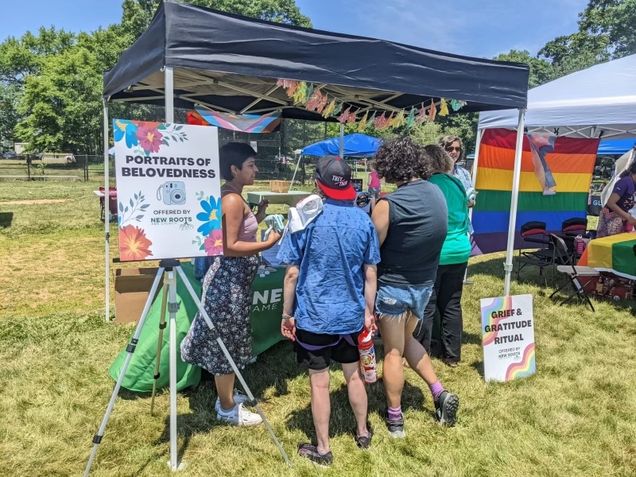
top-left (598, 137), bottom-right (636, 155)
top-left (301, 133), bottom-right (382, 157)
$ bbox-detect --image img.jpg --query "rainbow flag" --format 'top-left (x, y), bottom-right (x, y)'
top-left (472, 128), bottom-right (599, 253)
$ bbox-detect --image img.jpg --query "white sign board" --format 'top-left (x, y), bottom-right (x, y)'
top-left (113, 120), bottom-right (222, 261)
top-left (480, 294), bottom-right (536, 382)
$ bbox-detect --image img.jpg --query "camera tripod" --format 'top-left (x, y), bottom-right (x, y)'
top-left (83, 259), bottom-right (290, 475)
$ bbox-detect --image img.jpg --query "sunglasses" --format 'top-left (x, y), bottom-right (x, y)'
top-left (445, 146), bottom-right (461, 152)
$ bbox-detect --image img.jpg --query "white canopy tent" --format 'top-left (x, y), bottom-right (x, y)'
top-left (476, 53), bottom-right (636, 294)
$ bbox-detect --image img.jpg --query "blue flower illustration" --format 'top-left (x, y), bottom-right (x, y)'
top-left (196, 196), bottom-right (222, 236)
top-left (113, 119), bottom-right (139, 148)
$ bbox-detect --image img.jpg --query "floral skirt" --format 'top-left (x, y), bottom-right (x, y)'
top-left (181, 255), bottom-right (259, 375)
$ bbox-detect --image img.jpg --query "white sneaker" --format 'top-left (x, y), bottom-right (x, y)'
top-left (216, 403), bottom-right (263, 426)
top-left (214, 391), bottom-right (250, 413)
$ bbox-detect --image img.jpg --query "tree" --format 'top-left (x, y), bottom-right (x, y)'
top-left (494, 50), bottom-right (557, 88)
top-left (538, 32), bottom-right (610, 78)
top-left (121, 0), bottom-right (311, 43)
top-left (578, 0), bottom-right (636, 58)
top-left (15, 48), bottom-right (102, 154)
top-left (0, 27), bottom-right (75, 148)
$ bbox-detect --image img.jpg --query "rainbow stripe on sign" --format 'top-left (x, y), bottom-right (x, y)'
top-left (473, 129), bottom-right (599, 253)
top-left (505, 343), bottom-right (536, 380)
top-left (481, 295), bottom-right (513, 346)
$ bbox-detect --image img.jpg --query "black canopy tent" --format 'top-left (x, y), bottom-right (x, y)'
top-left (102, 0), bottom-right (530, 320)
top-left (104, 1), bottom-right (528, 115)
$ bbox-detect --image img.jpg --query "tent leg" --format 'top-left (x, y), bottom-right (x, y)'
top-left (504, 110), bottom-right (526, 295)
top-left (103, 100), bottom-right (110, 322)
top-left (289, 154), bottom-right (301, 191)
top-left (165, 66), bottom-right (175, 123)
top-left (339, 123), bottom-right (345, 157)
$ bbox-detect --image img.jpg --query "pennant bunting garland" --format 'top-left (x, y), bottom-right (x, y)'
top-left (439, 98), bottom-right (449, 117)
top-left (276, 78), bottom-right (467, 131)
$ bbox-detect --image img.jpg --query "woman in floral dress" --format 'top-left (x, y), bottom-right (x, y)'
top-left (181, 142), bottom-right (280, 426)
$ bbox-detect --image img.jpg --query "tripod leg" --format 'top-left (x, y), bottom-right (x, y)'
top-left (83, 267), bottom-right (165, 477)
top-left (175, 266), bottom-right (291, 466)
top-left (150, 276), bottom-right (169, 416)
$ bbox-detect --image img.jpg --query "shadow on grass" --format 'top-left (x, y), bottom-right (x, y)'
top-left (151, 339), bottom-right (305, 461)
top-left (469, 255), bottom-right (636, 312)
top-left (284, 375), bottom-right (427, 443)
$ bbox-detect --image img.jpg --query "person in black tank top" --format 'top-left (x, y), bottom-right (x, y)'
top-left (372, 137), bottom-right (460, 436)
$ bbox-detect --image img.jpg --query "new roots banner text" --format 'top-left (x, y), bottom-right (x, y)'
top-left (472, 128), bottom-right (599, 253)
top-left (113, 120), bottom-right (221, 261)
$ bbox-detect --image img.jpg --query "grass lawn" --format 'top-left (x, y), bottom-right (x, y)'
top-left (0, 180), bottom-right (634, 476)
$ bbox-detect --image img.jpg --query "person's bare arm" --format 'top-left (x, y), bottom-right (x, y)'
top-left (363, 264), bottom-right (377, 332)
top-left (371, 199), bottom-right (389, 246)
top-left (606, 192), bottom-right (636, 224)
top-left (222, 194), bottom-right (279, 256)
top-left (281, 265), bottom-right (299, 341)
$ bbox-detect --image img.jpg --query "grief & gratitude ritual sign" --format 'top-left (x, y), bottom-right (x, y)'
top-left (113, 120), bottom-right (222, 261)
top-left (480, 294), bottom-right (536, 382)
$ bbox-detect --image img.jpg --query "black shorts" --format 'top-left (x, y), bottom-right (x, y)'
top-left (295, 328), bottom-right (361, 371)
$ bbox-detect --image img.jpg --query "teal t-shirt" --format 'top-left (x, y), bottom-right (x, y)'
top-left (429, 173), bottom-right (471, 265)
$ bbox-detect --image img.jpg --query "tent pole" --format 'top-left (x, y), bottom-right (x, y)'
top-left (289, 154), bottom-right (301, 190)
top-left (163, 65), bottom-right (180, 472)
top-left (503, 110), bottom-right (526, 296)
top-left (165, 66), bottom-right (175, 123)
top-left (339, 123), bottom-right (344, 157)
top-left (103, 99), bottom-right (110, 322)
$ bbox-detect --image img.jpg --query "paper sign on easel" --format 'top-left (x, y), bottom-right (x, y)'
top-left (113, 120), bottom-right (221, 261)
top-left (480, 294), bottom-right (536, 382)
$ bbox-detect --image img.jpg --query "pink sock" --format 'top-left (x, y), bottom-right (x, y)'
top-left (388, 406), bottom-right (402, 420)
top-left (429, 381), bottom-right (444, 400)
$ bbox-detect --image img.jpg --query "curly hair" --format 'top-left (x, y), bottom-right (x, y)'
top-left (424, 144), bottom-right (453, 174)
top-left (439, 135), bottom-right (464, 161)
top-left (375, 136), bottom-right (430, 183)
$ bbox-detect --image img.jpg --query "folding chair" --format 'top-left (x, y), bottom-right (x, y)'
top-left (516, 221), bottom-right (553, 283)
top-left (549, 233), bottom-right (598, 312)
top-left (560, 217), bottom-right (592, 262)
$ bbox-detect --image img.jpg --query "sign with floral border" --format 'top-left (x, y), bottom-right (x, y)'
top-left (113, 119), bottom-right (222, 261)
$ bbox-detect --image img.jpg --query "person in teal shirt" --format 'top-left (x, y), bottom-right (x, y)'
top-left (415, 144), bottom-right (471, 367)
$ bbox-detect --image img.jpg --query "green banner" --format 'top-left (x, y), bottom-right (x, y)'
top-left (109, 262), bottom-right (285, 392)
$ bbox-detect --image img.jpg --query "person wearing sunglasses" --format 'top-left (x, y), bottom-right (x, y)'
top-left (439, 136), bottom-right (475, 208)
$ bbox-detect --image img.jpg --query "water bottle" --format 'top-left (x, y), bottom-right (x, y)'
top-left (358, 328), bottom-right (377, 384)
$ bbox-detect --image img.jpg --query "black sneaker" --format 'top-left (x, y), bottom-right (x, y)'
top-left (355, 425), bottom-right (373, 449)
top-left (384, 410), bottom-right (406, 438)
top-left (298, 443), bottom-right (333, 466)
top-left (435, 391), bottom-right (459, 426)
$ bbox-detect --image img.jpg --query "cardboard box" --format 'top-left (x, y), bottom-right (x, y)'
top-left (114, 268), bottom-right (159, 324)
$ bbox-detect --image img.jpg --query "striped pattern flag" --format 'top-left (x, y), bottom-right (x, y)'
top-left (472, 128), bottom-right (599, 254)
top-left (186, 107), bottom-right (282, 133)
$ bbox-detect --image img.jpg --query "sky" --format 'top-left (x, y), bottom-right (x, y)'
top-left (1, 0), bottom-right (589, 59)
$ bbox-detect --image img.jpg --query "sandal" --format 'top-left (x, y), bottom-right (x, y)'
top-left (297, 443), bottom-right (333, 466)
top-left (355, 426), bottom-right (373, 449)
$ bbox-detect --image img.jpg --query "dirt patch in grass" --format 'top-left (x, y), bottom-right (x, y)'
top-left (0, 199), bottom-right (70, 206)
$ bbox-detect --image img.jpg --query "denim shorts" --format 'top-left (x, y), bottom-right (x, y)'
top-left (375, 281), bottom-right (434, 320)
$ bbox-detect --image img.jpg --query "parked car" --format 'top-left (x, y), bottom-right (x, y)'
top-left (1, 151), bottom-right (17, 159)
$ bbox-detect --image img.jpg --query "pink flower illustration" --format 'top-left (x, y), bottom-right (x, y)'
top-left (136, 122), bottom-right (163, 153)
top-left (204, 229), bottom-right (224, 256)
